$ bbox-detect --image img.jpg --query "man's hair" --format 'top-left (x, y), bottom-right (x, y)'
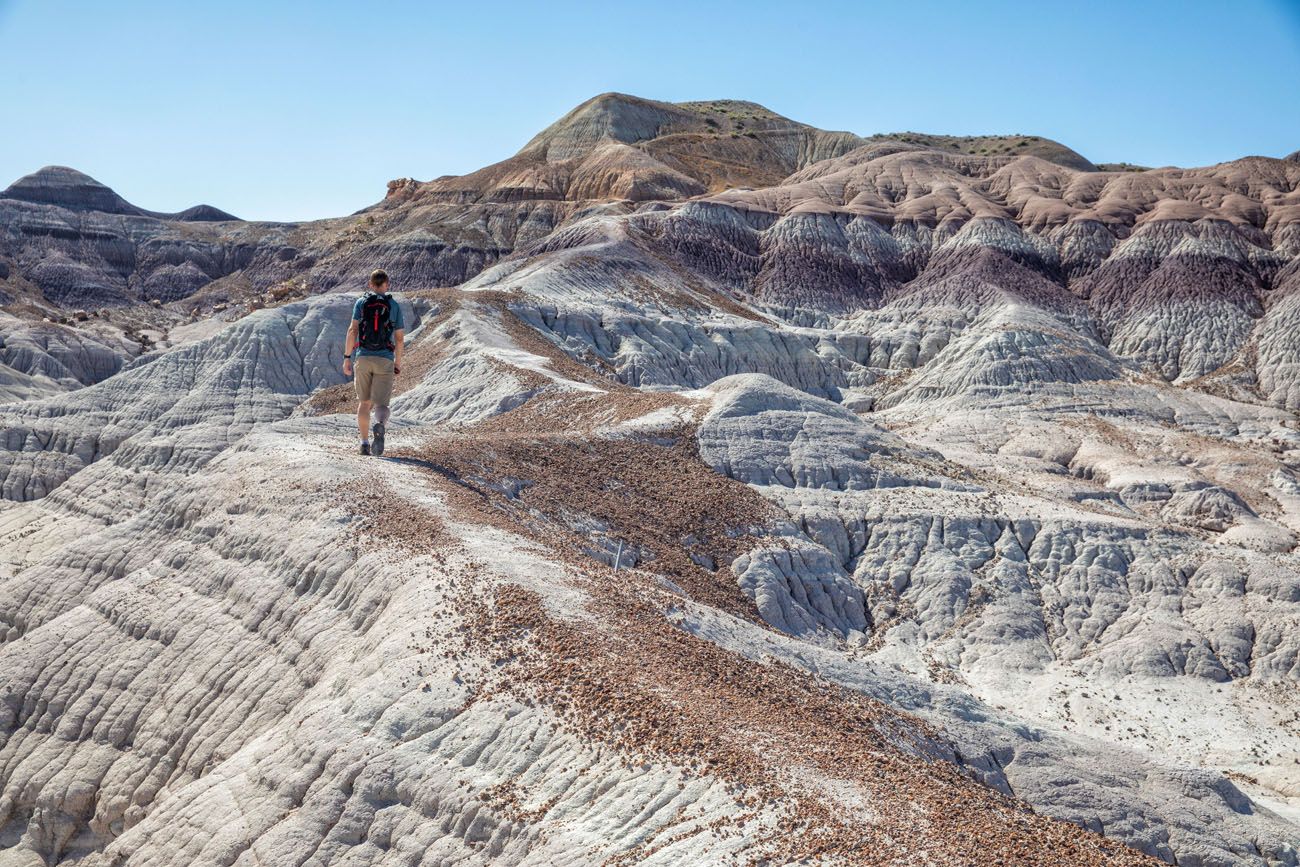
top-left (369, 269), bottom-right (389, 288)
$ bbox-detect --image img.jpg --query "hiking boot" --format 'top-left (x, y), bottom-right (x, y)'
top-left (360, 442), bottom-right (372, 456)
top-left (372, 422), bottom-right (386, 456)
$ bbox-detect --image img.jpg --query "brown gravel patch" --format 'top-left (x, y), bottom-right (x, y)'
top-left (349, 479), bottom-right (453, 557)
top-left (302, 380), bottom-right (358, 416)
top-left (469, 386), bottom-right (687, 436)
top-left (394, 423), bottom-right (773, 619)
top-left (462, 569), bottom-right (1159, 867)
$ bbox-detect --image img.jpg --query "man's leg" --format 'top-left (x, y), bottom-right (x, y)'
top-left (355, 357), bottom-right (375, 451)
top-left (370, 360), bottom-right (395, 456)
top-left (357, 400), bottom-right (372, 442)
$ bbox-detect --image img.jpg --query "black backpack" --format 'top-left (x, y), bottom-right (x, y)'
top-left (357, 292), bottom-right (395, 351)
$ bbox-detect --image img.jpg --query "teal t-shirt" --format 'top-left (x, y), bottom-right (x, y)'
top-left (352, 293), bottom-right (405, 360)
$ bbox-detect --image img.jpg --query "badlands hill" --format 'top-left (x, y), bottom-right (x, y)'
top-left (2, 166), bottom-right (239, 222)
top-left (0, 93), bottom-right (1299, 865)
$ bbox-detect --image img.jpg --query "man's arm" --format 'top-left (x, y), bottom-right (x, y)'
top-left (393, 329), bottom-right (405, 374)
top-left (343, 320), bottom-right (359, 375)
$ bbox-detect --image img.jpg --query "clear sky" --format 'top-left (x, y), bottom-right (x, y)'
top-left (4, 0), bottom-right (1299, 222)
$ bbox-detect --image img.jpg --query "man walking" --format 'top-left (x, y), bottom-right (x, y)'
top-left (342, 269), bottom-right (404, 456)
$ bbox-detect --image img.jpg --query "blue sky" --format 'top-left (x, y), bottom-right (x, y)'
top-left (4, 0), bottom-right (1299, 221)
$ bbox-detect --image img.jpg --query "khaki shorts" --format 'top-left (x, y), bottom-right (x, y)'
top-left (354, 355), bottom-right (395, 406)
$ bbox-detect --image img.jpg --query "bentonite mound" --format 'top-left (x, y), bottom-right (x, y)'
top-left (0, 94), bottom-right (1299, 866)
top-left (2, 166), bottom-right (238, 221)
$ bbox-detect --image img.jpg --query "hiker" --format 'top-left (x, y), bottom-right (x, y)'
top-left (342, 269), bottom-right (404, 456)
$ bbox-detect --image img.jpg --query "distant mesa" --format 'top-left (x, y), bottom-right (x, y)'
top-left (515, 92), bottom-right (846, 164)
top-left (408, 92), bottom-right (866, 204)
top-left (1, 165), bottom-right (238, 222)
top-left (518, 93), bottom-right (1098, 173)
top-left (391, 92), bottom-right (1105, 209)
